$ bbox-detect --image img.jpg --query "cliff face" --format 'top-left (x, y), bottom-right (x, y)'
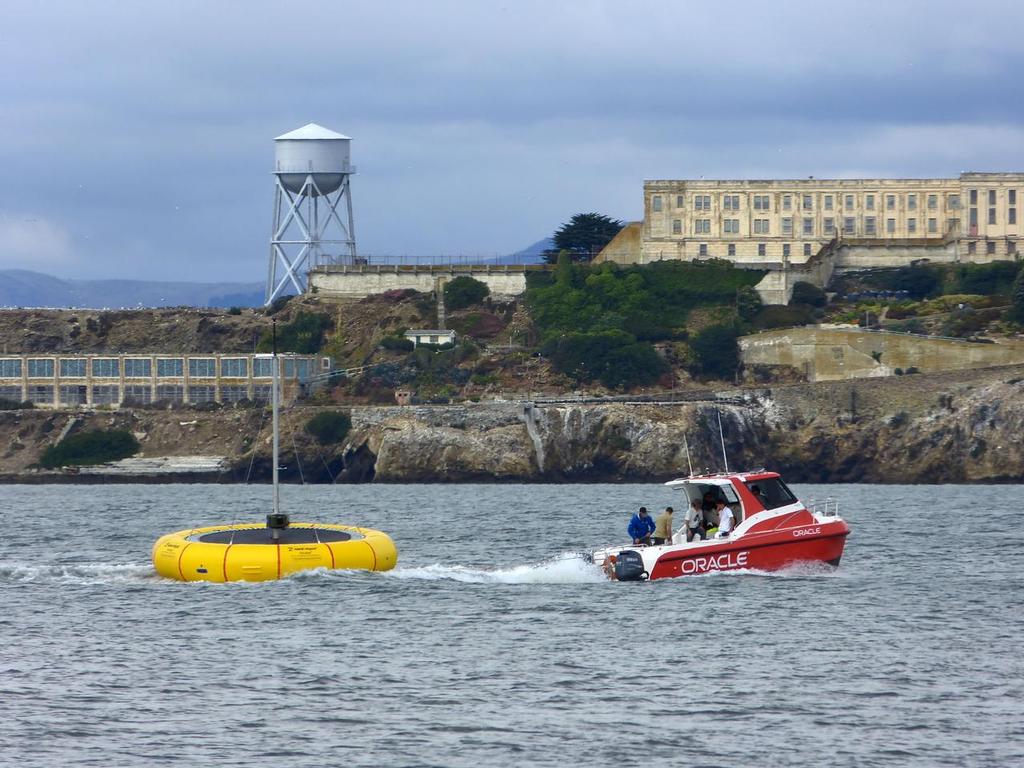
top-left (768, 377), bottom-right (1024, 483)
top-left (3, 364), bottom-right (1023, 483)
top-left (340, 402), bottom-right (770, 482)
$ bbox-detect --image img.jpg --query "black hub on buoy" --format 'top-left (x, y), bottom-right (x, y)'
top-left (267, 513), bottom-right (291, 541)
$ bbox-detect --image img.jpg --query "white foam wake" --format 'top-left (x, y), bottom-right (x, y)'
top-left (387, 552), bottom-right (607, 585)
top-left (0, 560), bottom-right (157, 584)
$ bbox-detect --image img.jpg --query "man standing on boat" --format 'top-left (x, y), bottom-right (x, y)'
top-left (685, 499), bottom-right (706, 542)
top-left (628, 507), bottom-right (656, 546)
top-left (652, 506), bottom-right (673, 545)
top-left (715, 499), bottom-right (736, 538)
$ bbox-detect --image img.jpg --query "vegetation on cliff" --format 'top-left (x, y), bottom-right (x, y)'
top-left (525, 256), bottom-right (764, 388)
top-left (689, 324), bottom-right (741, 380)
top-left (443, 276), bottom-right (490, 311)
top-left (304, 411), bottom-right (353, 444)
top-left (258, 311), bottom-right (333, 353)
top-left (1009, 267), bottom-right (1024, 325)
top-left (848, 261), bottom-right (1022, 300)
top-left (541, 329), bottom-right (666, 389)
top-left (39, 429), bottom-right (139, 468)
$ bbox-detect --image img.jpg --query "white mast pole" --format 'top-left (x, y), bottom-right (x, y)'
top-left (684, 434), bottom-right (694, 476)
top-left (717, 409), bottom-right (729, 474)
top-left (272, 322), bottom-right (280, 518)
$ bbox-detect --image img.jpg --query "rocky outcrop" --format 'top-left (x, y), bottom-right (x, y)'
top-left (768, 377), bottom-right (1024, 482)
top-left (3, 364), bottom-right (1024, 483)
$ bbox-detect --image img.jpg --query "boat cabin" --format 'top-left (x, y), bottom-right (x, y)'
top-left (665, 471), bottom-right (800, 528)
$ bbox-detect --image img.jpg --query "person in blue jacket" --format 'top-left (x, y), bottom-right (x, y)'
top-left (628, 506), bottom-right (656, 545)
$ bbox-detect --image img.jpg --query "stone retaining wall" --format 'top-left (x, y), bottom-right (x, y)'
top-left (309, 265), bottom-right (538, 299)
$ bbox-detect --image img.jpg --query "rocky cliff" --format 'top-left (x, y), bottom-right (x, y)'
top-left (5, 362), bottom-right (1022, 483)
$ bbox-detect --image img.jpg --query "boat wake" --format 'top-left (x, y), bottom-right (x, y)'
top-left (0, 560), bottom-right (157, 585)
top-left (386, 552), bottom-right (607, 585)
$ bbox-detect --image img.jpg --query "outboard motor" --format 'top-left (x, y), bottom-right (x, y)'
top-left (614, 550), bottom-right (648, 582)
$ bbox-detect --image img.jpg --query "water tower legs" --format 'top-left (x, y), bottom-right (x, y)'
top-left (266, 174), bottom-right (357, 305)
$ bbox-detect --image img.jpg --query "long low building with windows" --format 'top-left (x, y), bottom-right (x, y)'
top-left (0, 353), bottom-right (331, 408)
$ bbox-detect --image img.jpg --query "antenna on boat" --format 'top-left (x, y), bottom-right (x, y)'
top-left (267, 319), bottom-right (290, 540)
top-left (717, 409), bottom-right (729, 474)
top-left (683, 434), bottom-right (694, 476)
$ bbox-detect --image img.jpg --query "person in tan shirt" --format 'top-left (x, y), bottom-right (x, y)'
top-left (651, 506), bottom-right (674, 545)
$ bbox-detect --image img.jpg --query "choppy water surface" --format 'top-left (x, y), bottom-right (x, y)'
top-left (2, 483), bottom-right (1021, 767)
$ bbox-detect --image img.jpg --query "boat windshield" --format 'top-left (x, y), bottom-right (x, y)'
top-left (744, 478), bottom-right (798, 510)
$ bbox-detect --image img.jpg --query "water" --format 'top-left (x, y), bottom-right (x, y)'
top-left (2, 483), bottom-right (1021, 768)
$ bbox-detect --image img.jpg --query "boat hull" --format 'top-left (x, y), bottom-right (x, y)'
top-left (599, 518), bottom-right (850, 581)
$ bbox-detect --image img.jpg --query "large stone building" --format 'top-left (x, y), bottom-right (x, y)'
top-left (598, 172), bottom-right (1023, 302)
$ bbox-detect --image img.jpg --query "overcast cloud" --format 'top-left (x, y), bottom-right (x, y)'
top-left (2, 0), bottom-right (1023, 281)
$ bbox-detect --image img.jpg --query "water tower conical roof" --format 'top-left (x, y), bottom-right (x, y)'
top-left (274, 123), bottom-right (351, 141)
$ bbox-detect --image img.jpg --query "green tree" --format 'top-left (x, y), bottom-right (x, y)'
top-left (689, 324), bottom-right (741, 381)
top-left (443, 276), bottom-right (490, 311)
top-left (1008, 266), bottom-right (1024, 324)
top-left (544, 213), bottom-right (624, 263)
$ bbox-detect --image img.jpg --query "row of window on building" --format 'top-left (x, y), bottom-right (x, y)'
top-left (674, 216), bottom-right (964, 237)
top-left (688, 239), bottom-right (1017, 259)
top-left (0, 357), bottom-right (315, 380)
top-left (654, 189), bottom-right (1020, 215)
top-left (0, 384), bottom-right (276, 407)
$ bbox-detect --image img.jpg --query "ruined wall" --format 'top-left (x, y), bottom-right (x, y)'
top-left (740, 327), bottom-right (1024, 381)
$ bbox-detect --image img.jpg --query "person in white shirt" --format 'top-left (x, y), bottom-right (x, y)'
top-left (715, 499), bottom-right (735, 537)
top-left (684, 499), bottom-right (706, 542)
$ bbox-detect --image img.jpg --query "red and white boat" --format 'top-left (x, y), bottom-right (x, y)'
top-left (591, 470), bottom-right (850, 581)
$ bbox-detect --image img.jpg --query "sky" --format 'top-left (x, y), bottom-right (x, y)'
top-left (2, 0), bottom-right (1023, 282)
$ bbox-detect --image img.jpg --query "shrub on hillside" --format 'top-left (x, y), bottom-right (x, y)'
top-left (750, 304), bottom-right (815, 330)
top-left (526, 259), bottom-right (765, 342)
top-left (448, 312), bottom-right (507, 339)
top-left (0, 398), bottom-right (33, 410)
top-left (859, 265), bottom-right (944, 299)
top-left (266, 295), bottom-right (294, 315)
top-left (1008, 266), bottom-right (1024, 325)
top-left (952, 261), bottom-right (1021, 296)
top-left (258, 311), bottom-right (333, 353)
top-left (40, 429), bottom-right (139, 468)
top-left (304, 411), bottom-right (353, 445)
top-left (444, 276), bottom-right (490, 311)
top-left (542, 330), bottom-right (666, 390)
top-left (380, 335), bottom-right (415, 352)
top-left (378, 288), bottom-right (420, 303)
top-left (689, 324), bottom-right (741, 381)
top-left (790, 281), bottom-right (827, 307)
top-left (737, 286), bottom-right (763, 321)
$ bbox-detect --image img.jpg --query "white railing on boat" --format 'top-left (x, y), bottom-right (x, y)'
top-left (807, 497), bottom-right (840, 517)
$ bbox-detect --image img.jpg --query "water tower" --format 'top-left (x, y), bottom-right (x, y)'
top-left (266, 123), bottom-right (358, 305)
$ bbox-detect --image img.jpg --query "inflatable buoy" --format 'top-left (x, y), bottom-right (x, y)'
top-left (152, 522), bottom-right (397, 583)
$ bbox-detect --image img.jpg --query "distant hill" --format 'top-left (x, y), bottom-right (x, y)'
top-left (495, 237), bottom-right (553, 264)
top-left (0, 240), bottom-right (554, 308)
top-left (0, 270), bottom-right (265, 309)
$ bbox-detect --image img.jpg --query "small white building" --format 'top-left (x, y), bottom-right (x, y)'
top-left (404, 330), bottom-right (457, 347)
